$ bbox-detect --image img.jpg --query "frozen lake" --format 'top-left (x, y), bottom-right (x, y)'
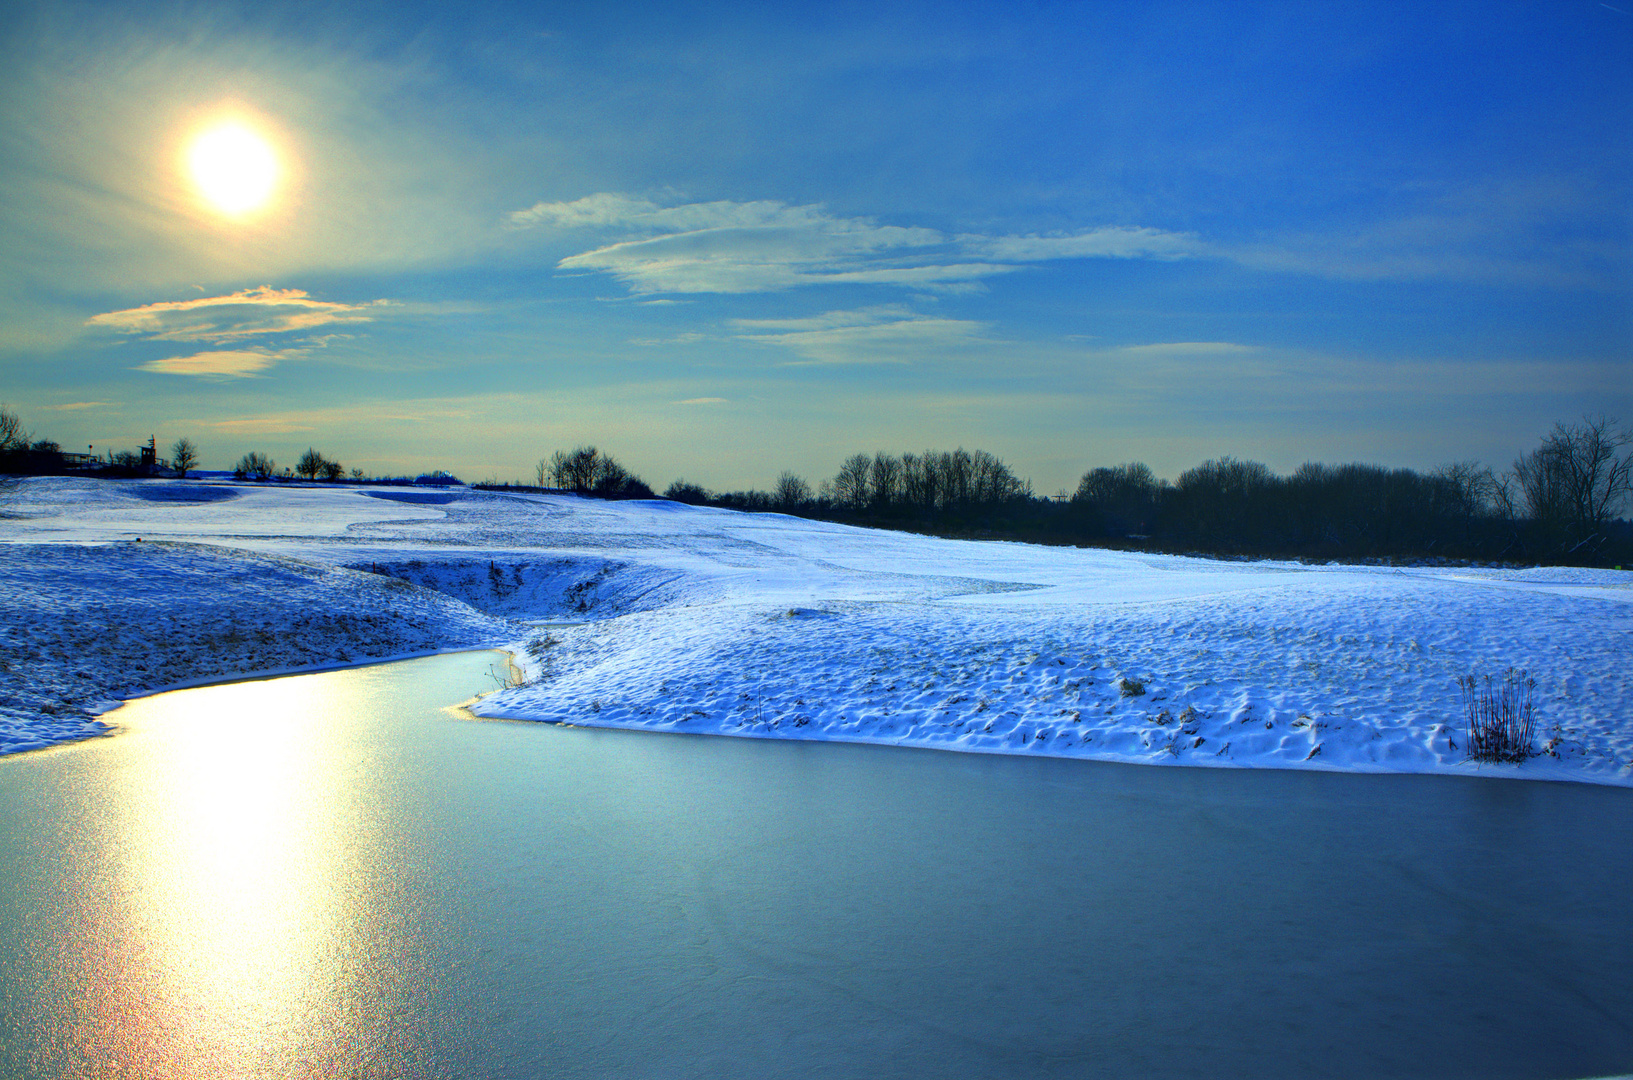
top-left (1, 651), bottom-right (1629, 1079)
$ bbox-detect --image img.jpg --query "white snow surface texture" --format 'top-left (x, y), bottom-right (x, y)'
top-left (2, 476), bottom-right (1629, 786)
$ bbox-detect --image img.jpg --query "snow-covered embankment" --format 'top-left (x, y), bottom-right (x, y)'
top-left (2, 476), bottom-right (1630, 786)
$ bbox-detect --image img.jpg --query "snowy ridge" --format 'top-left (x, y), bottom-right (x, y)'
top-left (346, 555), bottom-right (689, 620)
top-left (475, 588), bottom-right (1633, 785)
top-left (2, 476), bottom-right (1629, 786)
top-left (0, 540), bottom-right (515, 753)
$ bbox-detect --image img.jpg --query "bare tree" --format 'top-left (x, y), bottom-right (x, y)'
top-left (1075, 462), bottom-right (1156, 505)
top-left (590, 456), bottom-right (631, 496)
top-left (547, 446), bottom-right (603, 492)
top-left (320, 458), bottom-right (345, 482)
top-left (774, 470), bottom-right (811, 509)
top-left (1075, 462), bottom-right (1159, 534)
top-left (869, 452), bottom-right (901, 506)
top-left (170, 437), bottom-right (198, 479)
top-left (235, 451), bottom-right (276, 480)
top-left (1514, 416), bottom-right (1633, 548)
top-left (899, 452), bottom-right (930, 506)
top-left (1430, 461), bottom-right (1497, 519)
top-left (0, 405), bottom-right (27, 454)
top-left (296, 447), bottom-right (326, 481)
top-left (833, 453), bottom-right (871, 508)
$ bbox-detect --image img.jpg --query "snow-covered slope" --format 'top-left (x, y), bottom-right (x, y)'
top-left (3, 476), bottom-right (1629, 785)
top-left (0, 540), bottom-right (514, 753)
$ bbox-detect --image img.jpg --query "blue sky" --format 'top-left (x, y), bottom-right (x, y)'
top-left (1, 0), bottom-right (1628, 492)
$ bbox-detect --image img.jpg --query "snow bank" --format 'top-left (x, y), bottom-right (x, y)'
top-left (2, 476), bottom-right (1629, 786)
top-left (0, 539), bottom-right (514, 753)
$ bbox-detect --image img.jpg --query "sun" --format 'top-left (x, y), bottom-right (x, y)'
top-left (187, 121), bottom-right (280, 217)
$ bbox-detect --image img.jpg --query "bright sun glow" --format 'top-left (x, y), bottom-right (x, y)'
top-left (188, 121), bottom-right (280, 216)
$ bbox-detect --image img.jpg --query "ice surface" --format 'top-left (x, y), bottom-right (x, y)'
top-left (2, 476), bottom-right (1628, 784)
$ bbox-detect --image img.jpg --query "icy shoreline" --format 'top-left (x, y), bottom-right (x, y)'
top-left (3, 476), bottom-right (1629, 786)
top-left (0, 539), bottom-right (516, 753)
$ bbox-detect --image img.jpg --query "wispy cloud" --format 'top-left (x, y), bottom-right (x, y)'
top-left (195, 414), bottom-right (317, 435)
top-left (1117, 341), bottom-right (1257, 356)
top-left (517, 193), bottom-right (1196, 296)
top-left (138, 349), bottom-right (286, 377)
top-left (87, 287), bottom-right (381, 343)
top-left (813, 263), bottom-right (1018, 293)
top-left (964, 227), bottom-right (1198, 262)
top-left (557, 221), bottom-right (946, 295)
top-left (629, 332), bottom-right (707, 346)
top-left (40, 401), bottom-right (110, 411)
top-left (520, 187), bottom-right (1621, 298)
top-left (512, 193), bottom-right (893, 236)
top-left (733, 306), bottom-right (991, 364)
top-left (674, 397), bottom-right (727, 405)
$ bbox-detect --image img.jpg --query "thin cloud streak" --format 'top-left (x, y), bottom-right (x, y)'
top-left (1118, 342), bottom-right (1257, 356)
top-left (195, 415), bottom-right (316, 434)
top-left (522, 194), bottom-right (1196, 296)
top-left (733, 307), bottom-right (991, 365)
top-left (138, 349), bottom-right (286, 377)
top-left (963, 227), bottom-right (1199, 262)
top-left (88, 287), bottom-right (381, 343)
top-left (522, 188), bottom-right (1627, 298)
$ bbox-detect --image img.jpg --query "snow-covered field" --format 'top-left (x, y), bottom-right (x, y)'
top-left (2, 476), bottom-right (1629, 786)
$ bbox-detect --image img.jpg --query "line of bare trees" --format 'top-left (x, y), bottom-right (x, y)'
top-left (692, 448), bottom-right (1030, 515)
top-left (829, 448), bottom-right (1030, 510)
top-left (1063, 417), bottom-right (1630, 561)
top-left (534, 446), bottom-right (654, 499)
top-left (665, 418), bottom-right (1632, 566)
top-left (1082, 418), bottom-right (1633, 562)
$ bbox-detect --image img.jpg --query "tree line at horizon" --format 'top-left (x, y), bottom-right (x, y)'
top-left (0, 406), bottom-right (445, 486)
top-left (532, 417), bottom-right (1632, 567)
top-left (5, 403), bottom-right (1631, 565)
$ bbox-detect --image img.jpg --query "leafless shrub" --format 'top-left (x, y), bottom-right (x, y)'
top-left (235, 451), bottom-right (276, 480)
top-left (486, 662), bottom-right (525, 690)
top-left (1459, 670), bottom-right (1538, 763)
top-left (664, 480), bottom-right (709, 504)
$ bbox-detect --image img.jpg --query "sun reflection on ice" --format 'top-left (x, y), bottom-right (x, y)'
top-left (57, 669), bottom-right (441, 1077)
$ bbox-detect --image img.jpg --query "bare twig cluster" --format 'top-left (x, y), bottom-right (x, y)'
top-left (1459, 670), bottom-right (1537, 763)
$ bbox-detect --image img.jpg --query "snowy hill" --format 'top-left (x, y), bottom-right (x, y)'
top-left (2, 476), bottom-right (1629, 785)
